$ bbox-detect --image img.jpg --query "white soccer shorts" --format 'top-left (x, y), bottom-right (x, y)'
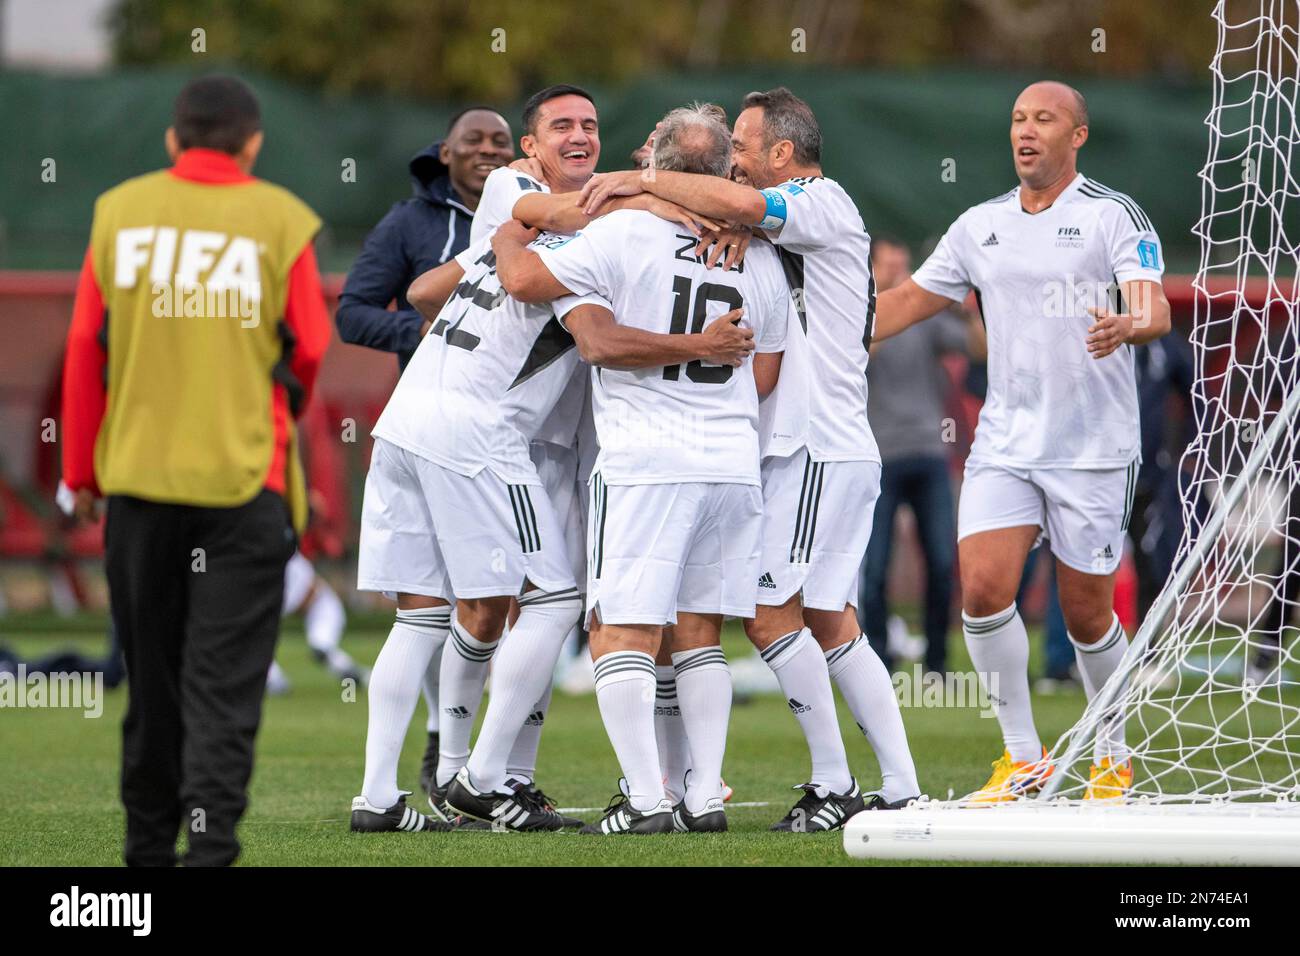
top-left (957, 458), bottom-right (1138, 576)
top-left (531, 440), bottom-right (586, 594)
top-left (357, 438), bottom-right (576, 600)
top-left (756, 450), bottom-right (882, 612)
top-left (586, 475), bottom-right (763, 626)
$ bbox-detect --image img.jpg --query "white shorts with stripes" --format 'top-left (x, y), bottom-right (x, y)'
top-left (357, 438), bottom-right (576, 600)
top-left (957, 458), bottom-right (1137, 576)
top-left (531, 440), bottom-right (587, 594)
top-left (586, 475), bottom-right (763, 626)
top-left (756, 450), bottom-right (882, 612)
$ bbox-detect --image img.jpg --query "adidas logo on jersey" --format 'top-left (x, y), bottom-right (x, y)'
top-left (787, 698), bottom-right (811, 714)
top-left (444, 705), bottom-right (471, 719)
top-left (981, 233), bottom-right (999, 247)
top-left (758, 572), bottom-right (777, 589)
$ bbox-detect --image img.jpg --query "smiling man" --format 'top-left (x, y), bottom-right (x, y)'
top-left (873, 80), bottom-right (1172, 804)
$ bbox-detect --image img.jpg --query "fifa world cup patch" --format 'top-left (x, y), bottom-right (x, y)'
top-left (1137, 238), bottom-right (1160, 269)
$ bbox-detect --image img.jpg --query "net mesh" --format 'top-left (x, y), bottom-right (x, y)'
top-left (1039, 0), bottom-right (1300, 806)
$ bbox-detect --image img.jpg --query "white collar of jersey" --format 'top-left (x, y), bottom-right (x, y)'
top-left (1015, 171), bottom-right (1085, 215)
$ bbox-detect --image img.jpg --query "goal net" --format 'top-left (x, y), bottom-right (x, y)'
top-left (1037, 0), bottom-right (1300, 809)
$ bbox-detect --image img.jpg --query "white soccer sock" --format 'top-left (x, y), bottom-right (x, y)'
top-left (594, 650), bottom-right (664, 812)
top-left (505, 618), bottom-right (579, 781)
top-left (505, 681), bottom-right (552, 784)
top-left (672, 646), bottom-right (732, 814)
top-left (963, 603), bottom-right (1041, 763)
top-left (361, 606), bottom-right (450, 808)
top-left (655, 665), bottom-right (690, 803)
top-left (434, 617), bottom-right (499, 788)
top-left (825, 635), bottom-right (919, 801)
top-left (302, 578), bottom-right (355, 674)
top-left (467, 590), bottom-right (581, 792)
top-left (760, 628), bottom-right (853, 793)
top-left (422, 640), bottom-right (443, 734)
top-left (1069, 613), bottom-right (1131, 764)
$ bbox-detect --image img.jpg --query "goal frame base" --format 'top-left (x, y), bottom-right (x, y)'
top-left (842, 804), bottom-right (1300, 865)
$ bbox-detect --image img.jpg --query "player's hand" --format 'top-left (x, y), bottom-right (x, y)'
top-left (508, 156), bottom-right (547, 184)
top-left (1085, 306), bottom-right (1134, 359)
top-left (73, 488), bottom-right (100, 523)
top-left (494, 219), bottom-right (540, 246)
top-left (642, 196), bottom-right (721, 237)
top-left (699, 308), bottom-right (755, 367)
top-left (580, 170), bottom-right (649, 216)
top-left (696, 225), bottom-right (752, 271)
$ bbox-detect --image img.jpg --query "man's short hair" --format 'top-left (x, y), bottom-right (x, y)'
top-left (740, 87), bottom-right (821, 165)
top-left (173, 75), bottom-right (262, 154)
top-left (521, 84), bottom-right (596, 136)
top-left (446, 105), bottom-right (507, 136)
top-left (652, 103), bottom-right (732, 177)
top-left (1068, 86), bottom-right (1090, 127)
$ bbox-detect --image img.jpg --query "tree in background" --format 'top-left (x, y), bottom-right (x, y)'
top-left (110, 0), bottom-right (1214, 102)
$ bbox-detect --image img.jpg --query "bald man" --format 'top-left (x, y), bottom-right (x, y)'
top-left (874, 81), bottom-right (1171, 803)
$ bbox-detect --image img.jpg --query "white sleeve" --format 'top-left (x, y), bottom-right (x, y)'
top-left (754, 271), bottom-right (790, 354)
top-left (554, 292), bottom-right (614, 330)
top-left (532, 219), bottom-right (620, 301)
top-left (1106, 202), bottom-right (1164, 285)
top-left (469, 167), bottom-right (547, 244)
top-left (912, 220), bottom-right (974, 303)
top-left (757, 180), bottom-right (834, 252)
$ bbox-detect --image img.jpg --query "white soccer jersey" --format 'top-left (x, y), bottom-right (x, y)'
top-left (470, 165), bottom-right (549, 243)
top-left (535, 209), bottom-right (791, 486)
top-left (912, 173), bottom-right (1164, 469)
top-left (372, 234), bottom-right (606, 485)
top-left (756, 176), bottom-right (879, 464)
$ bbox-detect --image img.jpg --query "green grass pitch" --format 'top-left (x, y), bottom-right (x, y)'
top-left (2, 619), bottom-right (1092, 867)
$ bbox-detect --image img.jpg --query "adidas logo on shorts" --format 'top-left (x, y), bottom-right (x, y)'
top-left (444, 705), bottom-right (471, 719)
top-left (787, 698), bottom-right (811, 714)
top-left (758, 572), bottom-right (777, 589)
top-left (523, 710), bottom-right (545, 726)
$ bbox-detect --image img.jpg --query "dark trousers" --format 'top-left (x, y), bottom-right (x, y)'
top-left (105, 490), bottom-right (293, 867)
top-left (859, 455), bottom-right (955, 674)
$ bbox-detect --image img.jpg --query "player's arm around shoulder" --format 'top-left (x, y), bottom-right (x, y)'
top-left (492, 220), bottom-right (575, 303)
top-left (407, 258), bottom-right (465, 326)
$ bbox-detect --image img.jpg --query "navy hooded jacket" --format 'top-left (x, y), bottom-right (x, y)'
top-left (336, 142), bottom-right (476, 369)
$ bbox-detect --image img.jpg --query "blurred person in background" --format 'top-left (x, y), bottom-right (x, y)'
top-left (61, 74), bottom-right (329, 866)
top-left (858, 236), bottom-right (984, 677)
top-left (335, 106), bottom-right (513, 797)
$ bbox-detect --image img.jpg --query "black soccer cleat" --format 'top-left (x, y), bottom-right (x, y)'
top-left (521, 782), bottom-right (585, 829)
top-left (418, 732), bottom-right (440, 799)
top-left (445, 768), bottom-right (575, 831)
top-left (671, 797), bottom-right (727, 833)
top-left (769, 778), bottom-right (865, 832)
top-left (864, 792), bottom-right (920, 811)
top-left (426, 781), bottom-right (491, 830)
top-left (350, 793), bottom-right (451, 833)
top-left (581, 784), bottom-right (675, 835)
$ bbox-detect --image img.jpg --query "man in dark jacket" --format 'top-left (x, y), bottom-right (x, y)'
top-left (337, 106), bottom-right (512, 798)
top-left (336, 107), bottom-right (513, 369)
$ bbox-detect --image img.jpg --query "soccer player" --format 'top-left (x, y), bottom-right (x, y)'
top-left (493, 103), bottom-right (790, 834)
top-left (336, 106), bottom-right (513, 800)
top-left (873, 81), bottom-right (1171, 802)
top-left (580, 87), bottom-right (921, 829)
top-left (426, 84), bottom-right (707, 818)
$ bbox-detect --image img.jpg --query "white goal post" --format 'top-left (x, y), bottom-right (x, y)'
top-left (847, 0), bottom-right (1300, 865)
